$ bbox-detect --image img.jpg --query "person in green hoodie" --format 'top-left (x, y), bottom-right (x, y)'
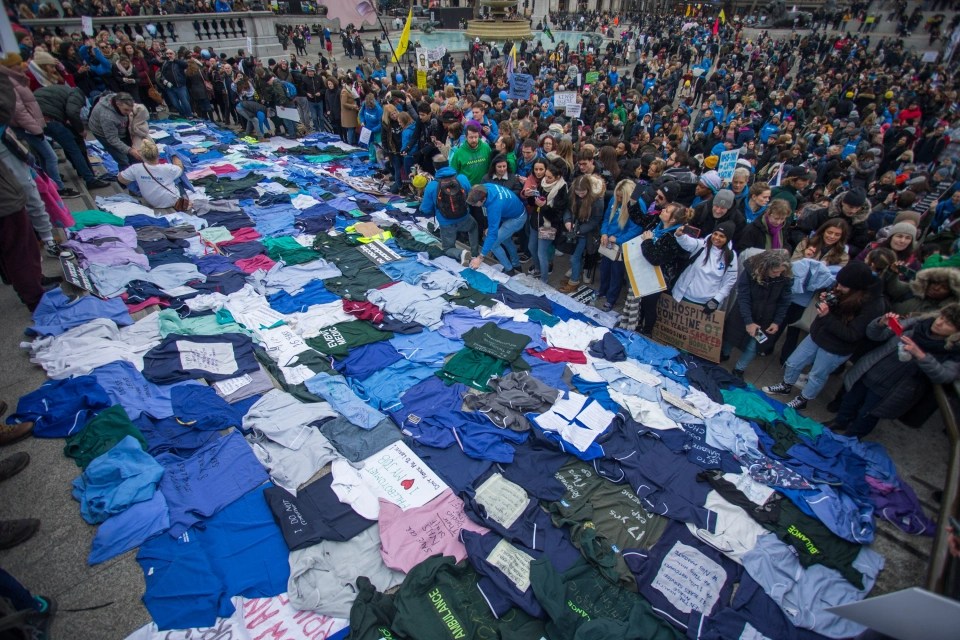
top-left (449, 123), bottom-right (492, 186)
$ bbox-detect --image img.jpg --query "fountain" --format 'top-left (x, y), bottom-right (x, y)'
top-left (465, 0), bottom-right (532, 43)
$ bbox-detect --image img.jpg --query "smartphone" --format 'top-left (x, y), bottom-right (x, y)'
top-left (530, 190), bottom-right (542, 198)
top-left (901, 267), bottom-right (917, 281)
top-left (888, 316), bottom-right (905, 336)
top-left (681, 225), bottom-right (702, 238)
top-left (754, 329), bottom-right (768, 344)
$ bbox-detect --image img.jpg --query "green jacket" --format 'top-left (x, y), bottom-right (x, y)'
top-left (450, 140), bottom-right (493, 186)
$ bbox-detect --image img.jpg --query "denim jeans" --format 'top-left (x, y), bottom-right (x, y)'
top-left (18, 130), bottom-right (64, 189)
top-left (722, 337), bottom-right (758, 371)
top-left (834, 379), bottom-right (883, 438)
top-left (598, 257), bottom-right (626, 305)
top-left (307, 101), bottom-right (328, 132)
top-left (345, 126), bottom-right (357, 145)
top-left (783, 335), bottom-right (850, 400)
top-left (389, 154), bottom-right (403, 193)
top-left (166, 85), bottom-right (193, 117)
top-left (569, 236), bottom-right (587, 282)
top-left (487, 211), bottom-right (527, 270)
top-left (44, 121), bottom-right (96, 184)
top-left (94, 135), bottom-right (135, 171)
top-left (438, 215), bottom-right (479, 259)
top-left (527, 228), bottom-right (553, 282)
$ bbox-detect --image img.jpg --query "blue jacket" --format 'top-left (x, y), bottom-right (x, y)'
top-left (79, 45), bottom-right (112, 77)
top-left (480, 183), bottom-right (525, 255)
top-left (359, 102), bottom-right (383, 134)
top-left (478, 115), bottom-right (499, 144)
top-left (400, 123), bottom-right (418, 154)
top-left (444, 72), bottom-right (459, 87)
top-left (600, 198), bottom-right (643, 243)
top-left (759, 121), bottom-right (780, 144)
top-left (419, 167), bottom-right (473, 226)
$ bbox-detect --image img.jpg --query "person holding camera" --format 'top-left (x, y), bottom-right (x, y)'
top-left (764, 261), bottom-right (885, 410)
top-left (721, 249), bottom-right (794, 378)
top-left (829, 306), bottom-right (960, 438)
top-left (558, 174), bottom-right (605, 293)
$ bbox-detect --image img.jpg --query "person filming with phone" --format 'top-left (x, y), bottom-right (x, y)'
top-left (828, 306), bottom-right (960, 438)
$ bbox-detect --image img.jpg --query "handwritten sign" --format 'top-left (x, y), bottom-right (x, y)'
top-left (584, 71), bottom-right (600, 85)
top-left (82, 15), bottom-right (94, 36)
top-left (565, 102), bottom-right (582, 118)
top-left (508, 73), bottom-right (533, 100)
top-left (474, 473), bottom-right (529, 529)
top-left (359, 441), bottom-right (446, 511)
top-left (651, 541), bottom-right (725, 615)
top-left (622, 237), bottom-right (667, 297)
top-left (124, 593), bottom-right (348, 640)
top-left (717, 148), bottom-right (741, 181)
top-left (486, 539), bottom-right (536, 592)
top-left (426, 45), bottom-right (446, 62)
top-left (176, 340), bottom-right (238, 375)
top-left (554, 91), bottom-right (578, 108)
top-left (652, 297), bottom-right (726, 363)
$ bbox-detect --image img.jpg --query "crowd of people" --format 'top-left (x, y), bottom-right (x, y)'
top-left (3, 5), bottom-right (960, 429)
top-left (14, 0), bottom-right (253, 19)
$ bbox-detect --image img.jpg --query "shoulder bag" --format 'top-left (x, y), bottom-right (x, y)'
top-left (142, 162), bottom-right (190, 211)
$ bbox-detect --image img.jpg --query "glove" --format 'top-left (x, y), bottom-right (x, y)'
top-left (703, 299), bottom-right (719, 315)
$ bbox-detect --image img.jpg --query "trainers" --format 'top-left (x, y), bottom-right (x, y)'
top-left (0, 518), bottom-right (40, 550)
top-left (0, 421), bottom-right (34, 446)
top-left (86, 178), bottom-right (110, 190)
top-left (786, 396), bottom-right (808, 410)
top-left (44, 241), bottom-right (60, 258)
top-left (528, 268), bottom-right (541, 279)
top-left (58, 187), bottom-right (81, 198)
top-left (732, 369), bottom-right (745, 380)
top-left (26, 594), bottom-right (56, 639)
top-left (564, 268), bottom-right (572, 278)
top-left (459, 249), bottom-right (471, 267)
top-left (582, 269), bottom-right (593, 284)
top-left (0, 452), bottom-right (29, 482)
top-left (762, 382), bottom-right (793, 395)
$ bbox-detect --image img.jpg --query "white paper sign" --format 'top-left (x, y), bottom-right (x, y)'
top-left (474, 473), bottom-right (529, 528)
top-left (359, 126), bottom-right (372, 145)
top-left (214, 374), bottom-right (253, 396)
top-left (82, 15), bottom-right (94, 37)
top-left (651, 541), bottom-right (725, 614)
top-left (486, 539), bottom-right (536, 592)
top-left (276, 106), bottom-right (301, 123)
top-left (359, 441), bottom-right (446, 511)
top-left (622, 236), bottom-right (667, 297)
top-left (554, 91), bottom-right (578, 108)
top-left (246, 36), bottom-right (253, 55)
top-left (176, 341), bottom-right (237, 375)
top-left (565, 102), bottom-right (582, 118)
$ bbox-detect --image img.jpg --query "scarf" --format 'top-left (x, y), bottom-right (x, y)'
top-left (652, 221), bottom-right (682, 239)
top-left (910, 318), bottom-right (958, 356)
top-left (27, 60), bottom-right (54, 88)
top-left (115, 60), bottom-right (134, 77)
top-left (540, 176), bottom-right (567, 207)
top-left (766, 218), bottom-right (784, 249)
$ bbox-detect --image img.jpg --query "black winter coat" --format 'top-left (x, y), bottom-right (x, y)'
top-left (692, 198), bottom-right (747, 238)
top-left (736, 215), bottom-right (793, 254)
top-left (724, 268), bottom-right (794, 353)
top-left (809, 282), bottom-right (886, 356)
top-left (640, 232), bottom-right (691, 289)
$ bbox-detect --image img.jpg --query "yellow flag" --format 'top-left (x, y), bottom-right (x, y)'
top-left (685, 5), bottom-right (691, 17)
top-left (393, 8), bottom-right (413, 63)
top-left (719, 9), bottom-right (726, 23)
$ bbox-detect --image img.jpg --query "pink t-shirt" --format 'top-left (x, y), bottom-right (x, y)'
top-left (378, 490), bottom-right (489, 573)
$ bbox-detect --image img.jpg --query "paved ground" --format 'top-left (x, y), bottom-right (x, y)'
top-left (0, 14), bottom-right (954, 640)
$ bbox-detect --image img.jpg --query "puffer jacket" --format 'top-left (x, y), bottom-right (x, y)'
top-left (892, 267), bottom-right (960, 316)
top-left (0, 65), bottom-right (45, 135)
top-left (87, 93), bottom-right (132, 156)
top-left (34, 84), bottom-right (87, 131)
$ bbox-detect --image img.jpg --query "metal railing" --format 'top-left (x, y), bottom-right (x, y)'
top-left (926, 381), bottom-right (960, 597)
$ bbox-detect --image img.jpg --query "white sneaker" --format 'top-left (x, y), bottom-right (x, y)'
top-left (460, 249), bottom-right (471, 266)
top-left (565, 268), bottom-right (572, 278)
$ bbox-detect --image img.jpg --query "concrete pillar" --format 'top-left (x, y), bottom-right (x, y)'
top-left (532, 0), bottom-right (549, 24)
top-left (587, 0), bottom-right (598, 11)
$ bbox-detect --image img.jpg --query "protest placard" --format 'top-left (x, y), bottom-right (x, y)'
top-left (717, 149), bottom-right (741, 181)
top-left (622, 237), bottom-right (667, 297)
top-left (652, 298), bottom-right (726, 362)
top-left (509, 73), bottom-right (534, 100)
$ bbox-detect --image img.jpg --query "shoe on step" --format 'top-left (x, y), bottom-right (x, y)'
top-left (0, 452), bottom-right (30, 482)
top-left (0, 518), bottom-right (40, 550)
top-left (732, 369), bottom-right (745, 380)
top-left (86, 179), bottom-right (111, 190)
top-left (762, 382), bottom-right (793, 395)
top-left (0, 421), bottom-right (34, 447)
top-left (786, 395), bottom-right (808, 410)
top-left (460, 249), bottom-right (471, 267)
top-left (558, 280), bottom-right (580, 294)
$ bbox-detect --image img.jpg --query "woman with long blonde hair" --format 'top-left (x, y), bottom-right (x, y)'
top-left (596, 179), bottom-right (642, 311)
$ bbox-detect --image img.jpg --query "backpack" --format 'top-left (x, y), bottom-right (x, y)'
top-left (281, 80), bottom-right (297, 99)
top-left (436, 176), bottom-right (468, 219)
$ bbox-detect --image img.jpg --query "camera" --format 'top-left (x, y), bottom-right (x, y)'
top-left (823, 292), bottom-right (839, 307)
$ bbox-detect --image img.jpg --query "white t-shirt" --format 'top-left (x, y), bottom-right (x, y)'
top-left (119, 162), bottom-right (184, 209)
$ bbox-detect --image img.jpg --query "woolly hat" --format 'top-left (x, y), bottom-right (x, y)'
top-left (842, 189), bottom-right (866, 207)
top-left (658, 181), bottom-right (680, 203)
top-left (32, 51), bottom-right (57, 66)
top-left (787, 166), bottom-right (811, 179)
top-left (703, 155), bottom-right (719, 169)
top-left (714, 221), bottom-right (737, 240)
top-left (887, 222), bottom-right (918, 242)
top-left (0, 53), bottom-right (23, 67)
top-left (713, 189), bottom-right (735, 210)
top-left (836, 261), bottom-right (876, 291)
top-left (699, 170), bottom-right (722, 192)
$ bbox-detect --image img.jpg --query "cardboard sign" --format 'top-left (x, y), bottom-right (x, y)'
top-left (652, 297), bottom-right (726, 363)
top-left (622, 237), bottom-right (667, 297)
top-left (554, 91), bottom-right (578, 108)
top-left (565, 102), bottom-right (582, 118)
top-left (416, 70), bottom-right (428, 89)
top-left (585, 71), bottom-right (600, 85)
top-left (717, 148), bottom-right (741, 181)
top-left (508, 73), bottom-right (533, 100)
top-left (275, 106), bottom-right (301, 123)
